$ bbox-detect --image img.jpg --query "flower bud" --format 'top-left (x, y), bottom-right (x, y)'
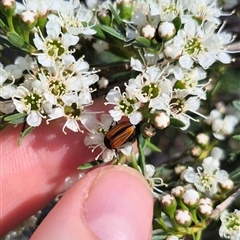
top-left (199, 197), bottom-right (213, 206)
top-left (174, 164), bottom-right (186, 175)
top-left (19, 10), bottom-right (37, 31)
top-left (0, 0), bottom-right (16, 17)
top-left (140, 122), bottom-right (156, 138)
top-left (164, 45), bottom-right (182, 60)
top-left (159, 194), bottom-right (177, 217)
top-left (97, 77), bottom-right (109, 89)
top-left (171, 186), bottom-right (185, 198)
top-left (196, 133), bottom-right (210, 146)
top-left (197, 203), bottom-right (213, 219)
top-left (190, 146), bottom-right (202, 157)
top-left (141, 24), bottom-right (156, 40)
top-left (219, 178), bottom-right (234, 192)
top-left (153, 111), bottom-right (170, 130)
top-left (166, 235), bottom-right (179, 240)
top-left (97, 8), bottom-right (111, 26)
top-left (157, 21), bottom-right (176, 41)
top-left (117, 0), bottom-right (133, 21)
top-left (182, 189), bottom-right (200, 209)
top-left (174, 209), bottom-right (192, 227)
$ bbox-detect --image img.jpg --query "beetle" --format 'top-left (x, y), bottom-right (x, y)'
top-left (104, 121), bottom-right (139, 150)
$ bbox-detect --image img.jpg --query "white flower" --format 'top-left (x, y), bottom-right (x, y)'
top-left (182, 157), bottom-right (229, 195)
top-left (16, 0), bottom-right (62, 16)
top-left (4, 64), bottom-right (23, 80)
top-left (210, 147), bottom-right (225, 161)
top-left (219, 210), bottom-right (240, 240)
top-left (143, 164), bottom-right (166, 197)
top-left (0, 63), bottom-right (16, 99)
top-left (105, 86), bottom-right (142, 125)
top-left (170, 65), bottom-right (207, 100)
top-left (169, 89), bottom-right (205, 130)
top-left (205, 109), bottom-right (239, 140)
top-left (164, 19), bottom-right (232, 69)
top-left (0, 100), bottom-right (16, 114)
top-left (149, 0), bottom-right (187, 22)
top-left (12, 82), bottom-right (47, 127)
top-left (33, 20), bottom-right (79, 67)
top-left (130, 57), bottom-right (144, 72)
top-left (185, 0), bottom-right (222, 24)
top-left (125, 66), bottom-right (172, 112)
top-left (48, 5), bottom-right (96, 36)
top-left (212, 115), bottom-right (239, 140)
top-left (39, 59), bottom-right (98, 107)
top-left (14, 56), bottom-right (39, 73)
top-left (46, 103), bottom-right (86, 134)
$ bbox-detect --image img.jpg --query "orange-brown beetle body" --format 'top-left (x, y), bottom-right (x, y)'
top-left (104, 121), bottom-right (138, 149)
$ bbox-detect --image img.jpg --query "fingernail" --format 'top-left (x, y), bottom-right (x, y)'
top-left (83, 166), bottom-right (153, 240)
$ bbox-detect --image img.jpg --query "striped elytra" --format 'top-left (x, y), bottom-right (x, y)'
top-left (104, 121), bottom-right (137, 149)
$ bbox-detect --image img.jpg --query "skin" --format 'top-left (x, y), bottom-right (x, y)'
top-left (0, 98), bottom-right (153, 240)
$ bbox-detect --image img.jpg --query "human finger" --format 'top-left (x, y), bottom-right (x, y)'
top-left (31, 165), bottom-right (153, 240)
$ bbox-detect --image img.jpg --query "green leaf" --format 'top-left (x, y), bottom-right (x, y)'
top-left (146, 141), bottom-right (161, 152)
top-left (7, 32), bottom-right (25, 48)
top-left (77, 160), bottom-right (104, 170)
top-left (170, 117), bottom-right (186, 128)
top-left (211, 69), bottom-right (240, 96)
top-left (172, 16), bottom-right (182, 31)
top-left (92, 25), bottom-right (106, 40)
top-left (18, 126), bottom-right (34, 145)
top-left (110, 70), bottom-right (132, 80)
top-left (152, 234), bottom-right (167, 240)
top-left (99, 25), bottom-right (126, 41)
top-left (153, 200), bottom-right (162, 218)
top-left (4, 112), bottom-right (27, 124)
top-left (233, 100), bottom-right (240, 113)
top-left (109, 4), bottom-right (125, 30)
top-left (0, 18), bottom-right (6, 27)
top-left (232, 134), bottom-right (240, 141)
top-left (228, 151), bottom-right (240, 163)
top-left (135, 36), bottom-right (151, 47)
top-left (229, 166), bottom-right (240, 182)
top-left (137, 134), bottom-right (147, 176)
top-left (97, 51), bottom-right (125, 63)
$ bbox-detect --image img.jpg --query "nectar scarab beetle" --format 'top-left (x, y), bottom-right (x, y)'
top-left (104, 121), bottom-right (139, 150)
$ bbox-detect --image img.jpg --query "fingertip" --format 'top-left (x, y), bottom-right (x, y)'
top-left (31, 165), bottom-right (153, 240)
top-left (84, 165), bottom-right (153, 240)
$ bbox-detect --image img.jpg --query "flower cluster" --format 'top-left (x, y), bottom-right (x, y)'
top-left (1, 56), bottom-right (99, 133)
top-left (105, 58), bottom-right (207, 130)
top-left (153, 186), bottom-right (215, 239)
top-left (0, 0), bottom-right (99, 133)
